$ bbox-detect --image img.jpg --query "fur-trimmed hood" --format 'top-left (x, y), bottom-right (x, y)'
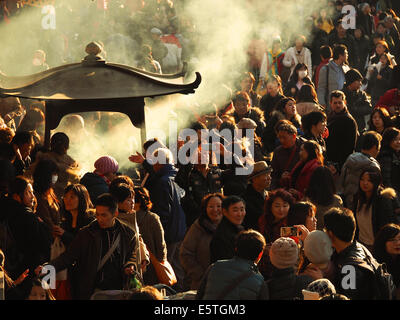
top-left (379, 187), bottom-right (397, 200)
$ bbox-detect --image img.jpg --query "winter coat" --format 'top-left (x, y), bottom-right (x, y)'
top-left (148, 164), bottom-right (187, 244)
top-left (284, 77), bottom-right (314, 99)
top-left (60, 209), bottom-right (96, 247)
top-left (49, 219), bottom-right (138, 300)
top-left (353, 35), bottom-right (371, 75)
top-left (80, 172), bottom-right (109, 205)
top-left (209, 216), bottom-right (244, 264)
top-left (340, 152), bottom-right (381, 209)
top-left (242, 184), bottom-right (267, 231)
top-left (377, 147), bottom-right (400, 194)
top-left (325, 108), bottom-right (358, 170)
top-left (354, 187), bottom-right (399, 241)
top-left (135, 209), bottom-right (167, 286)
top-left (342, 87), bottom-right (372, 132)
top-left (0, 197), bottom-right (52, 279)
top-left (196, 257), bottom-right (268, 300)
top-left (266, 266), bottom-right (313, 300)
top-left (367, 65), bottom-right (393, 106)
top-left (180, 218), bottom-right (218, 290)
top-left (317, 60), bottom-right (350, 108)
top-left (331, 241), bottom-right (377, 300)
top-left (270, 137), bottom-right (304, 189)
top-left (290, 158), bottom-right (322, 196)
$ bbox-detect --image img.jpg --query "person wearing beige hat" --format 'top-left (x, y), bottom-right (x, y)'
top-left (242, 161), bottom-right (272, 230)
top-left (237, 118), bottom-right (266, 162)
top-left (266, 237), bottom-right (313, 300)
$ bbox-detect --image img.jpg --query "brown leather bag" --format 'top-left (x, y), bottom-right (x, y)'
top-left (149, 251), bottom-right (177, 286)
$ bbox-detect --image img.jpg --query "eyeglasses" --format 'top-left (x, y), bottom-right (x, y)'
top-left (387, 237), bottom-right (400, 243)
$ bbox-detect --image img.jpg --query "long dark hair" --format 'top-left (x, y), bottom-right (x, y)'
top-left (260, 189), bottom-right (295, 242)
top-left (373, 223), bottom-right (400, 263)
top-left (33, 159), bottom-right (58, 195)
top-left (62, 184), bottom-right (93, 216)
top-left (297, 83), bottom-right (319, 104)
top-left (302, 140), bottom-right (324, 164)
top-left (357, 168), bottom-right (383, 210)
top-left (289, 63), bottom-right (309, 83)
top-left (368, 107), bottom-right (392, 132)
top-left (305, 166), bottom-right (337, 206)
top-left (381, 127), bottom-right (400, 152)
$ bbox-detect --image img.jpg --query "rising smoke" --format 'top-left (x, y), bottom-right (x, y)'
top-left (0, 0), bottom-right (328, 175)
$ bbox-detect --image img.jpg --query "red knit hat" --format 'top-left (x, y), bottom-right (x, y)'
top-left (94, 156), bottom-right (119, 175)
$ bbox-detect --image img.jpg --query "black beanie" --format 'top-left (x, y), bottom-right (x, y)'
top-left (345, 68), bottom-right (363, 86)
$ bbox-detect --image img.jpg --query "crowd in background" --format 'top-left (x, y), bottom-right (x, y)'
top-left (1, 0), bottom-right (400, 301)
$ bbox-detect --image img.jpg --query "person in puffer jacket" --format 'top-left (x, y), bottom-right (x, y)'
top-left (196, 229), bottom-right (268, 300)
top-left (340, 131), bottom-right (382, 209)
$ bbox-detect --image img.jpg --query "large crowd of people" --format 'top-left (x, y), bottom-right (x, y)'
top-left (1, 0), bottom-right (400, 301)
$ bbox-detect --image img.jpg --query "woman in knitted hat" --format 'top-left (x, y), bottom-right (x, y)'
top-left (80, 155), bottom-right (119, 204)
top-left (266, 237), bottom-right (313, 300)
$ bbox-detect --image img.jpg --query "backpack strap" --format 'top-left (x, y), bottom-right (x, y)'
top-left (97, 233), bottom-right (121, 272)
top-left (216, 270), bottom-right (255, 300)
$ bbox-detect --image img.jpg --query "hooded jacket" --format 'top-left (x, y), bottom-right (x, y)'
top-left (354, 187), bottom-right (399, 239)
top-left (196, 257), bottom-right (267, 300)
top-left (148, 163), bottom-right (187, 244)
top-left (340, 152), bottom-right (381, 208)
top-left (80, 172), bottom-right (109, 205)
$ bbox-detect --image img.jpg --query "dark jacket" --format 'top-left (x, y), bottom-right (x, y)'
top-left (367, 65), bottom-right (394, 106)
top-left (354, 187), bottom-right (399, 240)
top-left (0, 197), bottom-right (52, 279)
top-left (325, 108), bottom-right (358, 170)
top-left (209, 216), bottom-right (244, 264)
top-left (231, 107), bottom-right (266, 138)
top-left (196, 257), bottom-right (268, 300)
top-left (331, 241), bottom-right (377, 300)
top-left (180, 217), bottom-right (218, 290)
top-left (377, 147), bottom-right (400, 194)
top-left (342, 87), bottom-right (372, 132)
top-left (80, 172), bottom-right (109, 204)
top-left (148, 164), bottom-right (187, 244)
top-left (242, 184), bottom-right (267, 230)
top-left (266, 266), bottom-right (313, 300)
top-left (271, 137), bottom-right (304, 189)
top-left (60, 209), bottom-right (96, 247)
top-left (353, 35), bottom-right (371, 76)
top-left (49, 219), bottom-right (137, 300)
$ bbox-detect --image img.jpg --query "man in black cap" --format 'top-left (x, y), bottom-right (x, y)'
top-left (342, 68), bottom-right (372, 133)
top-left (241, 161), bottom-right (272, 230)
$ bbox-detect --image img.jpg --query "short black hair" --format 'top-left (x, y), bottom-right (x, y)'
top-left (324, 207), bottom-right (356, 242)
top-left (320, 45), bottom-right (333, 60)
top-left (95, 193), bottom-right (118, 214)
top-left (332, 44), bottom-right (347, 60)
top-left (235, 229), bottom-right (266, 261)
top-left (11, 131), bottom-right (33, 147)
top-left (222, 195), bottom-right (245, 211)
top-left (109, 183), bottom-right (134, 203)
top-left (360, 131), bottom-right (382, 150)
top-left (275, 119), bottom-right (297, 135)
top-left (301, 111), bottom-right (327, 134)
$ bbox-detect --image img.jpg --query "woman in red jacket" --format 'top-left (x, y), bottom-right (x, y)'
top-left (289, 140), bottom-right (324, 197)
